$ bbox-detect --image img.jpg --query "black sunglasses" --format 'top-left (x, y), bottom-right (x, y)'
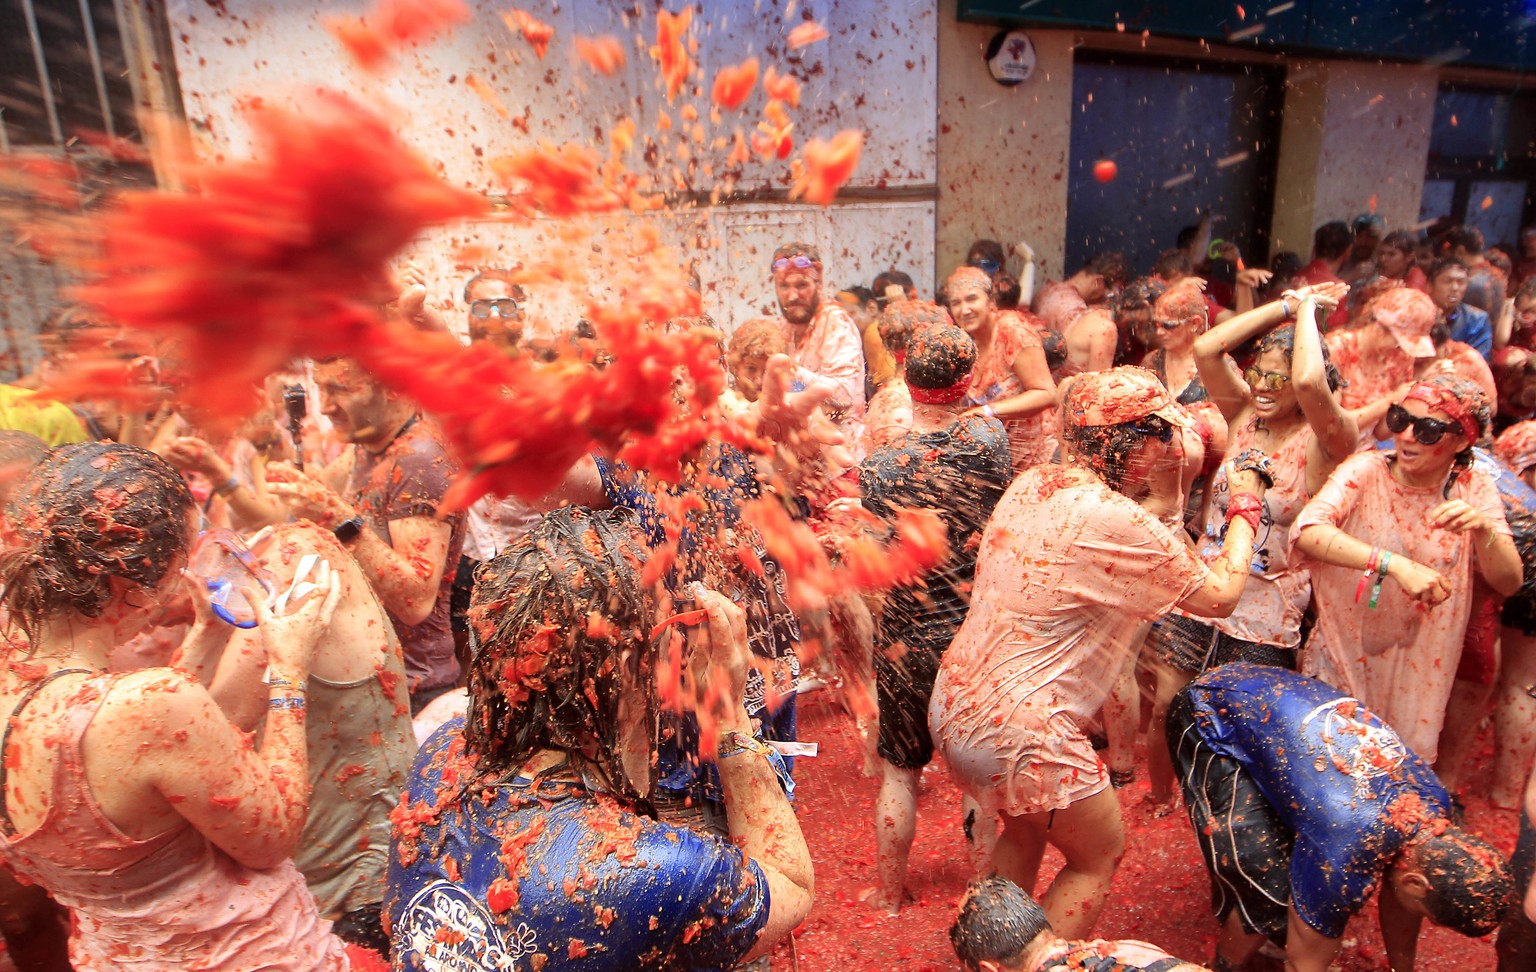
top-left (1385, 404), bottom-right (1462, 446)
top-left (470, 298), bottom-right (521, 319)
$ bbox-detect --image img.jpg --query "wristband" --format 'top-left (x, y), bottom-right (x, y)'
top-left (263, 668), bottom-right (307, 693)
top-left (213, 477), bottom-right (240, 497)
top-left (1368, 551), bottom-right (1393, 609)
top-left (718, 730), bottom-right (796, 800)
top-left (1225, 492), bottom-right (1263, 535)
top-left (1355, 547), bottom-right (1380, 605)
top-left (982, 404), bottom-right (997, 420)
top-left (269, 695), bottom-right (307, 711)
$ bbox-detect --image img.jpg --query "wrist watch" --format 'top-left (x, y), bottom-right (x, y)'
top-left (333, 516), bottom-right (365, 544)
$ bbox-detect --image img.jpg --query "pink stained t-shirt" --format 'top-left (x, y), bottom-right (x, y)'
top-left (786, 301), bottom-right (867, 447)
top-left (1196, 417), bottom-right (1315, 648)
top-left (929, 467), bottom-right (1208, 816)
top-left (1290, 450), bottom-right (1511, 760)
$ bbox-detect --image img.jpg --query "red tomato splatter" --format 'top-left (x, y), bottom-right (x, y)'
top-left (762, 65), bottom-right (802, 108)
top-left (787, 21), bottom-right (829, 48)
top-left (792, 130), bottom-right (863, 206)
top-left (503, 9), bottom-right (555, 59)
top-left (574, 35), bottom-right (626, 76)
top-left (650, 8), bottom-right (694, 103)
top-left (711, 58), bottom-right (759, 110)
top-left (326, 0), bottom-right (470, 73)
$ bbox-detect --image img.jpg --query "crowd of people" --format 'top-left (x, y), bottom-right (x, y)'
top-left (1, 211), bottom-right (1536, 972)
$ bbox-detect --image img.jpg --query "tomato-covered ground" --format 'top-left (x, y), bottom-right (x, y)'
top-left (769, 692), bottom-right (1521, 971)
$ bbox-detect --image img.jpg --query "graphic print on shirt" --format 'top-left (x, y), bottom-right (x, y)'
top-left (396, 880), bottom-right (537, 971)
top-left (1301, 697), bottom-right (1409, 798)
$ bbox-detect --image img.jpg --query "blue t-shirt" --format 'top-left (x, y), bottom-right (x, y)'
top-left (1183, 663), bottom-right (1452, 938)
top-left (1448, 303), bottom-right (1493, 359)
top-left (386, 720), bottom-right (771, 971)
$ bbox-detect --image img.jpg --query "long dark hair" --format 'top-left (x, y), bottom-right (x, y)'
top-left (464, 506), bottom-right (655, 807)
top-left (0, 443), bottom-right (193, 646)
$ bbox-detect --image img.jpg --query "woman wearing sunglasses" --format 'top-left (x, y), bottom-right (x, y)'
top-left (1293, 374), bottom-right (1523, 761)
top-left (1142, 283), bottom-right (1356, 812)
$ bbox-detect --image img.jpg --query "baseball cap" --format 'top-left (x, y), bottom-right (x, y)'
top-left (1064, 366), bottom-right (1194, 429)
top-left (1367, 288), bottom-right (1436, 359)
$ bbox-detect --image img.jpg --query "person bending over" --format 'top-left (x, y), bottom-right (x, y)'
top-left (1169, 662), bottom-right (1512, 972)
top-left (950, 876), bottom-right (1210, 972)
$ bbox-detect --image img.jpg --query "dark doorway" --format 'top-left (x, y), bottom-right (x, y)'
top-left (1064, 52), bottom-right (1284, 276)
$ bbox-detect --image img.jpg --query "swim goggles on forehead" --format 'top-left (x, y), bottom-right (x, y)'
top-left (972, 258), bottom-right (1002, 276)
top-left (1244, 368), bottom-right (1291, 391)
top-left (1132, 415), bottom-right (1175, 443)
top-left (1385, 404), bottom-right (1462, 445)
top-left (772, 254), bottom-right (817, 273)
top-left (469, 298), bottom-right (521, 318)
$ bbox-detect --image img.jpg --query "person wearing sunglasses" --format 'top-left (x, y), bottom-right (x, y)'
top-left (946, 266), bottom-right (1057, 471)
top-left (1294, 374), bottom-right (1522, 763)
top-left (1139, 284), bottom-right (1357, 814)
top-left (462, 268), bottom-right (527, 356)
top-left (930, 367), bottom-right (1270, 942)
top-left (770, 241), bottom-right (867, 448)
top-left (1499, 276), bottom-right (1536, 353)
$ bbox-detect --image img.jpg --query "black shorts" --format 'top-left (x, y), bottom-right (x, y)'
top-left (1153, 614), bottom-right (1296, 674)
top-left (875, 641), bottom-right (942, 770)
top-left (1167, 689), bottom-right (1294, 945)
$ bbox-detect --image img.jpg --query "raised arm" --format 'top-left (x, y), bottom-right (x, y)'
top-left (691, 588), bottom-right (814, 961)
top-left (1177, 462), bottom-right (1267, 617)
top-left (1290, 294), bottom-right (1360, 491)
top-left (1192, 297), bottom-right (1292, 423)
top-left (112, 564), bottom-right (340, 870)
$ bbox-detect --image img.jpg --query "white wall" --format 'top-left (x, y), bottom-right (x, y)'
top-left (165, 0), bottom-right (938, 334)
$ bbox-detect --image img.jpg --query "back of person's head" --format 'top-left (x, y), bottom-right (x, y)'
top-left (1313, 220), bottom-right (1353, 260)
top-left (729, 317), bottom-right (789, 362)
top-left (950, 876), bottom-right (1052, 971)
top-left (840, 284), bottom-right (877, 309)
top-left (1407, 826), bottom-right (1513, 937)
top-left (1154, 249), bottom-right (1193, 280)
top-left (905, 324), bottom-right (977, 392)
top-left (1445, 225), bottom-right (1486, 256)
top-left (1, 443), bottom-right (193, 643)
top-left (1175, 224), bottom-right (1201, 251)
top-left (1353, 213), bottom-right (1387, 237)
top-left (879, 300), bottom-right (952, 357)
top-left (1084, 251), bottom-right (1130, 289)
top-left (993, 273), bottom-right (1022, 310)
top-left (1269, 250), bottom-right (1304, 282)
top-left (1112, 277), bottom-right (1166, 317)
top-left (464, 507), bottom-right (654, 803)
top-left (1488, 247), bottom-right (1513, 277)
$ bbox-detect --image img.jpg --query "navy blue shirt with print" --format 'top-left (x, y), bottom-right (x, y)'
top-left (385, 719), bottom-right (771, 971)
top-left (1182, 663), bottom-right (1452, 938)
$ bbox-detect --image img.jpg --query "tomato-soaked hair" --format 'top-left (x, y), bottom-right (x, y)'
top-left (1, 443), bottom-right (193, 645)
top-left (464, 506), bottom-right (655, 805)
top-left (1409, 826), bottom-right (1513, 937)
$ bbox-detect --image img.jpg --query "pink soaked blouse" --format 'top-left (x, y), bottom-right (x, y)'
top-left (1290, 451), bottom-right (1510, 761)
